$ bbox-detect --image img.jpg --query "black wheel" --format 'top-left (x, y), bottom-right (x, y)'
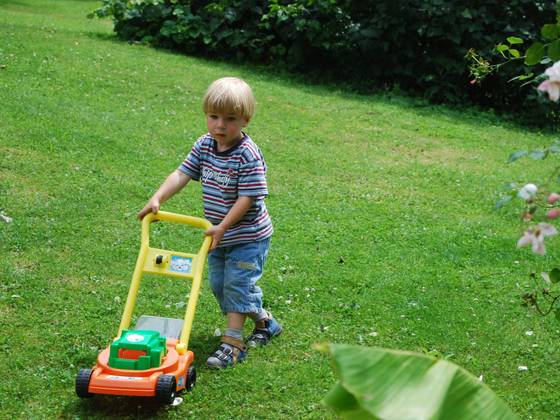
top-left (75, 368), bottom-right (94, 398)
top-left (185, 366), bottom-right (196, 392)
top-left (156, 374), bottom-right (177, 404)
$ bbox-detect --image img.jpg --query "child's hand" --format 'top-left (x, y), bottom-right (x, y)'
top-left (205, 225), bottom-right (226, 250)
top-left (137, 198), bottom-right (160, 220)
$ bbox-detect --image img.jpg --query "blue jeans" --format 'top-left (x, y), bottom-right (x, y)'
top-left (208, 237), bottom-right (271, 314)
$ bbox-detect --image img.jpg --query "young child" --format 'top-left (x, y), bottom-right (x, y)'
top-left (138, 77), bottom-right (282, 368)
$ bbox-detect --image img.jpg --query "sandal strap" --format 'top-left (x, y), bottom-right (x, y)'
top-left (254, 319), bottom-right (267, 329)
top-left (251, 328), bottom-right (271, 338)
top-left (221, 335), bottom-right (248, 352)
top-left (247, 328), bottom-right (271, 345)
top-left (249, 333), bottom-right (267, 342)
top-left (213, 346), bottom-right (233, 361)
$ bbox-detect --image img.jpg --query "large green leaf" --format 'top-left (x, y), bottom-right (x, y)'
top-left (548, 39), bottom-right (560, 61)
top-left (506, 36), bottom-right (523, 45)
top-left (550, 267), bottom-right (560, 284)
top-left (541, 24), bottom-right (559, 41)
top-left (324, 383), bottom-right (373, 419)
top-left (525, 42), bottom-right (545, 65)
top-left (323, 344), bottom-right (519, 420)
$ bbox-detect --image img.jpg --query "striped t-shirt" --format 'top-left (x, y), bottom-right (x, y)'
top-left (178, 132), bottom-right (273, 247)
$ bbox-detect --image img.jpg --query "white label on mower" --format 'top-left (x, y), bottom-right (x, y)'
top-left (170, 256), bottom-right (192, 274)
top-left (107, 375), bottom-right (143, 381)
top-left (126, 333), bottom-right (145, 343)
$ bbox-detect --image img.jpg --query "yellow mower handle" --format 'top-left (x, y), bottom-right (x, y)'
top-left (118, 211), bottom-right (213, 353)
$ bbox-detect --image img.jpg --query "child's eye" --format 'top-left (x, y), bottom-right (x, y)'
top-left (209, 114), bottom-right (218, 119)
top-left (226, 117), bottom-right (237, 122)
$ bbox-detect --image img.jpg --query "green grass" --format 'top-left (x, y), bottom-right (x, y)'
top-left (2, 1), bottom-right (560, 418)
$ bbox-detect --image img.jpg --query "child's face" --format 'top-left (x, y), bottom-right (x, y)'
top-left (206, 111), bottom-right (248, 148)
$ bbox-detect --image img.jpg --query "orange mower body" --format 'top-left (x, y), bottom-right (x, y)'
top-left (81, 339), bottom-right (194, 400)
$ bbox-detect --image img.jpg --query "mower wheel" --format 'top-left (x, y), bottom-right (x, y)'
top-left (186, 366), bottom-right (196, 391)
top-left (156, 374), bottom-right (177, 404)
top-left (75, 368), bottom-right (94, 398)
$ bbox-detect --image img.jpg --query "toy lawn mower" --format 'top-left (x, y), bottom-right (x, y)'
top-left (75, 211), bottom-right (212, 404)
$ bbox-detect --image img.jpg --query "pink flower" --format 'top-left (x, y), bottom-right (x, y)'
top-left (548, 192), bottom-right (560, 204)
top-left (545, 61), bottom-right (560, 80)
top-left (538, 61), bottom-right (560, 102)
top-left (517, 223), bottom-right (558, 255)
top-left (547, 209), bottom-right (560, 219)
top-left (538, 80), bottom-right (560, 101)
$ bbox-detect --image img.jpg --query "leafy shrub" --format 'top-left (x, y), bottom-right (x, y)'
top-left (93, 0), bottom-right (352, 64)
top-left (93, 0), bottom-right (269, 57)
top-left (93, 0), bottom-right (557, 124)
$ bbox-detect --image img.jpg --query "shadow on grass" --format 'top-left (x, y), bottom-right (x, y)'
top-left (0, 0), bottom-right (34, 7)
top-left (4, 1), bottom-right (552, 134)
top-left (68, 395), bottom-right (169, 418)
top-left (87, 30), bottom-right (120, 44)
top-left (83, 28), bottom-right (551, 136)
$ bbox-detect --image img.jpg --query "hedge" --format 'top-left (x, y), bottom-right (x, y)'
top-left (93, 0), bottom-right (558, 125)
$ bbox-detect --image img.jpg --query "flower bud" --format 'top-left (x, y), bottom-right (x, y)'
top-left (547, 209), bottom-right (560, 219)
top-left (518, 184), bottom-right (538, 201)
top-left (548, 192), bottom-right (560, 204)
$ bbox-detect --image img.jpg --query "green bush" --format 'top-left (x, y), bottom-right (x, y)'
top-left (93, 0), bottom-right (557, 124)
top-left (93, 0), bottom-right (267, 55)
top-left (343, 1), bottom-right (557, 123)
top-left (92, 0), bottom-right (351, 64)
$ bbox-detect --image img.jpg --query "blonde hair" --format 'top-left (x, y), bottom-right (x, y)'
top-left (203, 77), bottom-right (255, 120)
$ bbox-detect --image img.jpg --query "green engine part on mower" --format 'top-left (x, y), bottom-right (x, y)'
top-left (108, 330), bottom-right (167, 370)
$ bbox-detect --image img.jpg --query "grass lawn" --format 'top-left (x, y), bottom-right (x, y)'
top-left (2, 1), bottom-right (560, 418)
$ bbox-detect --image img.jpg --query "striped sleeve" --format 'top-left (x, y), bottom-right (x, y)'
top-left (238, 156), bottom-right (268, 198)
top-left (178, 139), bottom-right (202, 180)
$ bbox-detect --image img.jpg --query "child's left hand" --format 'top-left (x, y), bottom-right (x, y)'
top-left (205, 225), bottom-right (226, 250)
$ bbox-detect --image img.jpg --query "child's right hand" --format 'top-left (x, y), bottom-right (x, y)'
top-left (137, 198), bottom-right (160, 220)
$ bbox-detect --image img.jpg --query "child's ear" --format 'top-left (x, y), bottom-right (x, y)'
top-left (244, 117), bottom-right (251, 127)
